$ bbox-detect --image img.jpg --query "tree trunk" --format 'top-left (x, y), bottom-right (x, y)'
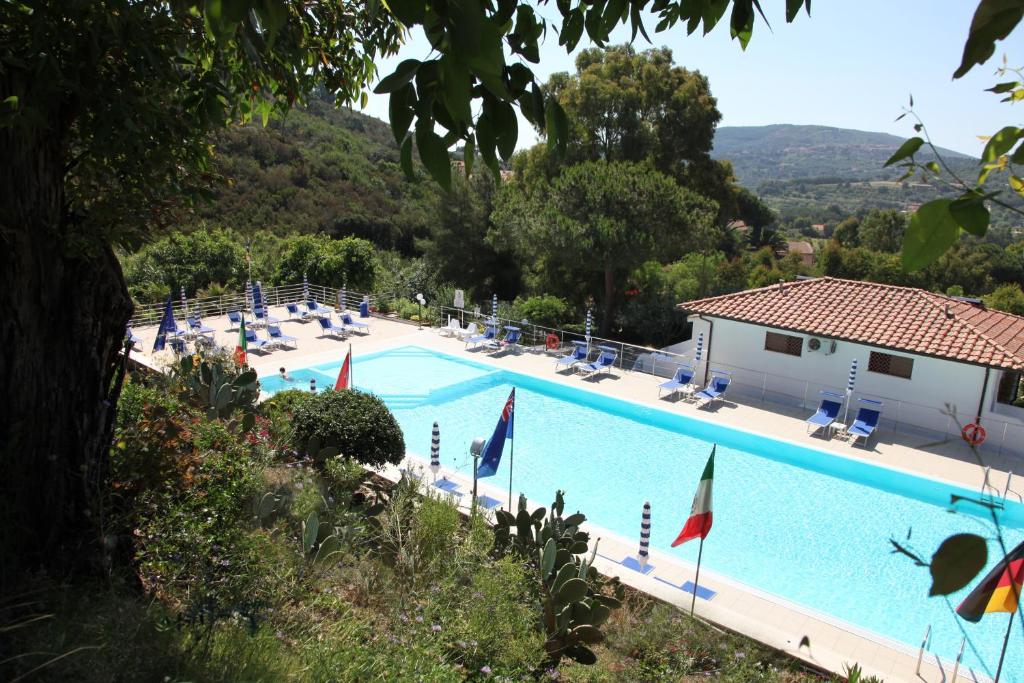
top-left (601, 265), bottom-right (615, 337)
top-left (0, 109), bottom-right (133, 585)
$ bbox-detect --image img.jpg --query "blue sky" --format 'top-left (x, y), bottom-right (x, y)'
top-left (362, 1), bottom-right (1016, 157)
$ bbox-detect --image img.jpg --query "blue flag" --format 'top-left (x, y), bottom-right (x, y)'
top-left (152, 295), bottom-right (175, 352)
top-left (477, 388), bottom-right (515, 478)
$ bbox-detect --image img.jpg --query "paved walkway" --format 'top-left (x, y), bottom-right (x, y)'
top-left (132, 308), bottom-right (1021, 683)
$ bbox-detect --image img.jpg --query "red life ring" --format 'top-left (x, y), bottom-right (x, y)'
top-left (545, 333), bottom-right (561, 351)
top-left (961, 423), bottom-right (987, 446)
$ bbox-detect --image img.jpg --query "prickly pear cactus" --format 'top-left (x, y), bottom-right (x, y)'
top-left (176, 353), bottom-right (259, 423)
top-left (492, 490), bottom-right (624, 667)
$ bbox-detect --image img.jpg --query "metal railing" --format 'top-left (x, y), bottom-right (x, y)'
top-left (129, 283), bottom-right (381, 328)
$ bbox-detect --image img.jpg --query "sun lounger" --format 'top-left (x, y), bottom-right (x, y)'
top-left (168, 337), bottom-right (188, 354)
top-left (658, 363), bottom-right (695, 398)
top-left (244, 329), bottom-right (269, 351)
top-left (555, 341), bottom-right (589, 371)
top-left (465, 325), bottom-right (497, 349)
top-left (342, 313), bottom-right (370, 334)
top-left (316, 316), bottom-right (347, 339)
top-left (806, 391), bottom-right (844, 435)
top-left (306, 300), bottom-right (333, 317)
top-left (226, 310), bottom-right (242, 330)
top-left (487, 326), bottom-right (521, 353)
top-left (695, 372), bottom-right (731, 408)
top-left (267, 324), bottom-right (298, 349)
top-left (457, 322), bottom-right (479, 341)
top-left (440, 317), bottom-right (463, 337)
top-left (286, 302), bottom-right (310, 320)
top-left (846, 399), bottom-right (883, 447)
top-left (577, 346), bottom-right (617, 378)
top-left (252, 305), bottom-right (280, 328)
top-left (187, 316), bottom-right (215, 337)
top-left (126, 326), bottom-right (142, 350)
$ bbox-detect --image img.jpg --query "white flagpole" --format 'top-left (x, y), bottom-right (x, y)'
top-left (691, 536), bottom-right (705, 617)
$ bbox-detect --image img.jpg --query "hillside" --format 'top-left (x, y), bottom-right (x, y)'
top-left (712, 124), bottom-right (973, 187)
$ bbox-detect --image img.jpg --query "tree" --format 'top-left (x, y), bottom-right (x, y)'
top-left (274, 235), bottom-right (378, 291)
top-left (984, 283), bottom-right (1024, 314)
top-left (832, 217), bottom-right (861, 247)
top-left (121, 229), bottom-right (249, 302)
top-left (0, 0), bottom-right (402, 579)
top-left (858, 209), bottom-right (906, 253)
top-left (493, 161), bottom-right (717, 334)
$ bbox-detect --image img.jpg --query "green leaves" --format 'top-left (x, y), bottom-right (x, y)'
top-left (953, 0), bottom-right (1024, 79)
top-left (386, 0), bottom-right (425, 25)
top-left (388, 83), bottom-right (416, 145)
top-left (374, 59), bottom-right (421, 94)
top-left (981, 125), bottom-right (1023, 162)
top-left (902, 199), bottom-right (961, 271)
top-left (545, 97), bottom-right (569, 156)
top-left (949, 193), bottom-right (991, 236)
top-left (884, 137), bottom-right (924, 166)
top-left (302, 511), bottom-right (320, 554)
top-left (928, 533), bottom-right (987, 596)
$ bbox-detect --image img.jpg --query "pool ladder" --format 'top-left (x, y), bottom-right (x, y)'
top-left (981, 467), bottom-right (1022, 503)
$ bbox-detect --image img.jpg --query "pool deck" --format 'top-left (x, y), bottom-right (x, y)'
top-left (132, 309), bottom-right (1020, 683)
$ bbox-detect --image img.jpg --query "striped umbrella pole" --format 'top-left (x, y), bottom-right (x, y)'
top-left (430, 421), bottom-right (441, 480)
top-left (585, 308), bottom-right (592, 349)
top-left (310, 377), bottom-right (317, 393)
top-left (303, 272), bottom-right (309, 300)
top-left (844, 358), bottom-right (858, 424)
top-left (638, 501), bottom-right (652, 570)
top-left (180, 285), bottom-right (188, 317)
top-left (695, 332), bottom-right (703, 364)
top-left (245, 280), bottom-right (253, 312)
top-left (492, 293), bottom-right (498, 324)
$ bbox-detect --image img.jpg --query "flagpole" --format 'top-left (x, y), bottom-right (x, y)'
top-left (349, 343), bottom-right (353, 389)
top-left (472, 452), bottom-right (479, 520)
top-left (508, 428), bottom-right (514, 510)
top-left (994, 609), bottom-right (1015, 683)
top-left (691, 536), bottom-right (705, 617)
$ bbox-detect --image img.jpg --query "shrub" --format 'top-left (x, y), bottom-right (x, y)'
top-left (512, 294), bottom-right (572, 329)
top-left (291, 389), bottom-right (405, 468)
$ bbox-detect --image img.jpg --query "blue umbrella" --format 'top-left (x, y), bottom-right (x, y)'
top-left (180, 285), bottom-right (188, 317)
top-left (303, 272), bottom-right (309, 300)
top-left (245, 280), bottom-right (254, 312)
top-left (153, 296), bottom-right (176, 352)
top-left (491, 293), bottom-right (498, 323)
top-left (585, 308), bottom-right (592, 344)
top-left (430, 422), bottom-right (441, 480)
top-left (844, 358), bottom-right (858, 423)
top-left (310, 377), bottom-right (317, 393)
top-left (638, 501), bottom-right (652, 570)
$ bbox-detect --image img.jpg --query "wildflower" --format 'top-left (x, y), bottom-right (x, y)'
top-left (457, 640), bottom-right (468, 649)
top-left (472, 591), bottom-right (484, 599)
top-left (734, 651), bottom-right (747, 659)
top-left (431, 623), bottom-right (442, 632)
top-left (400, 613), bottom-right (408, 622)
top-left (415, 615), bottom-right (424, 623)
top-left (546, 668), bottom-right (560, 680)
top-left (480, 666), bottom-right (491, 675)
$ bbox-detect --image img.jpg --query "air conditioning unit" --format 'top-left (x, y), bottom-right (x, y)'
top-left (808, 337), bottom-right (822, 352)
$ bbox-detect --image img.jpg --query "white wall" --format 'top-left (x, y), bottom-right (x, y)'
top-left (680, 316), bottom-right (1024, 447)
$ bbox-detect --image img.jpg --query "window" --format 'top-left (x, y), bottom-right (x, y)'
top-left (868, 351), bottom-right (914, 379)
top-left (764, 331), bottom-right (803, 356)
top-left (997, 370), bottom-right (1024, 406)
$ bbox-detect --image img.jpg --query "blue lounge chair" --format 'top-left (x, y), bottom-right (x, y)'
top-left (168, 337), bottom-right (188, 354)
top-left (252, 305), bottom-right (280, 327)
top-left (577, 346), bottom-right (617, 378)
top-left (695, 372), bottom-right (731, 408)
top-left (342, 313), bottom-right (370, 334)
top-left (806, 391), bottom-right (845, 435)
top-left (555, 341), bottom-right (589, 371)
top-left (306, 300), bottom-right (333, 317)
top-left (244, 328), bottom-right (269, 351)
top-left (286, 302), bottom-right (310, 320)
top-left (267, 324), bottom-right (298, 349)
top-left (187, 316), bottom-right (215, 337)
top-left (658, 363), bottom-right (695, 398)
top-left (316, 316), bottom-right (347, 339)
top-left (488, 326), bottom-right (521, 353)
top-left (846, 399), bottom-right (883, 447)
top-left (226, 310), bottom-right (242, 330)
top-left (465, 325), bottom-right (497, 350)
top-left (126, 326), bottom-right (142, 350)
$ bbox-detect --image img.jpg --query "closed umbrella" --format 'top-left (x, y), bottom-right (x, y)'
top-left (585, 308), bottom-right (592, 343)
top-left (339, 285), bottom-right (347, 312)
top-left (245, 280), bottom-right (254, 312)
top-left (694, 332), bottom-right (703, 364)
top-left (491, 293), bottom-right (498, 324)
top-left (844, 358), bottom-right (858, 424)
top-left (638, 501), bottom-right (652, 571)
top-left (430, 422), bottom-right (440, 480)
top-left (180, 285), bottom-right (188, 317)
top-left (303, 272), bottom-right (309, 300)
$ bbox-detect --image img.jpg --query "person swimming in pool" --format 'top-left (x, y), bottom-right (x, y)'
top-left (279, 367), bottom-right (294, 381)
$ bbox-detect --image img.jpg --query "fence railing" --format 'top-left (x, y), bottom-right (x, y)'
top-left (129, 283), bottom-right (381, 328)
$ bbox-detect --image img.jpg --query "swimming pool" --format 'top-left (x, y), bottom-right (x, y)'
top-left (261, 346), bottom-right (1024, 680)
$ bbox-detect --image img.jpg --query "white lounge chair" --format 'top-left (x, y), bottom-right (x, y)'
top-left (440, 317), bottom-right (463, 337)
top-left (457, 322), bottom-right (479, 341)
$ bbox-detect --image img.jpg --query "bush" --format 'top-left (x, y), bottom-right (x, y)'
top-left (512, 294), bottom-right (572, 328)
top-left (291, 389), bottom-right (406, 468)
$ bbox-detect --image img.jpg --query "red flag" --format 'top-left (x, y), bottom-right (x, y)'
top-left (334, 347), bottom-right (351, 390)
top-left (672, 446), bottom-right (715, 547)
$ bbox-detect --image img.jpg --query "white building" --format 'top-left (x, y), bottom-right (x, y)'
top-left (675, 277), bottom-right (1024, 455)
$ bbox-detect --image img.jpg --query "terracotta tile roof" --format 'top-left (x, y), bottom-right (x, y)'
top-left (677, 277), bottom-right (1024, 370)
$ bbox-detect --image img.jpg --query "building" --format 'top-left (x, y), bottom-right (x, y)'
top-left (785, 240), bottom-right (815, 267)
top-left (675, 277), bottom-right (1024, 451)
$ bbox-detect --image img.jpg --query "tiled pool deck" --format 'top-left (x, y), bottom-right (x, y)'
top-left (132, 308), bottom-right (1021, 683)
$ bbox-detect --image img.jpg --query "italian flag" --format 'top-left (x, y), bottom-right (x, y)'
top-left (234, 315), bottom-right (247, 367)
top-left (334, 346), bottom-right (352, 390)
top-left (672, 445), bottom-right (715, 547)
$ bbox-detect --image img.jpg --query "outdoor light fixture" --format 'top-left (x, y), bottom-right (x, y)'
top-left (415, 292), bottom-right (426, 328)
top-left (470, 436), bottom-right (487, 511)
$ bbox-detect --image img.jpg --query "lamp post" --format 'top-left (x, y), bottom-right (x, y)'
top-left (416, 292), bottom-right (426, 329)
top-left (469, 437), bottom-right (486, 516)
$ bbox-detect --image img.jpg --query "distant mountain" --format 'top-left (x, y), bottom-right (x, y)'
top-left (712, 124), bottom-right (974, 187)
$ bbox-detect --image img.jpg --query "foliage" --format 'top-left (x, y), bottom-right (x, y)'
top-left (984, 283), bottom-right (1024, 314)
top-left (492, 491), bottom-right (624, 669)
top-left (273, 233), bottom-right (377, 291)
top-left (173, 351), bottom-right (260, 422)
top-left (121, 228), bottom-right (249, 303)
top-left (857, 209), bottom-right (906, 253)
top-left (291, 389), bottom-right (406, 469)
top-left (512, 294), bottom-right (574, 329)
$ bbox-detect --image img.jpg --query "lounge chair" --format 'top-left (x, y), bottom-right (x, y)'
top-left (457, 322), bottom-right (479, 341)
top-left (845, 399), bottom-right (883, 447)
top-left (267, 324), bottom-right (298, 349)
top-left (577, 347), bottom-right (617, 378)
top-left (226, 310), bottom-right (242, 330)
top-left (555, 341), bottom-right (589, 371)
top-left (126, 326), bottom-right (142, 350)
top-left (440, 317), bottom-right (463, 337)
top-left (168, 337), bottom-right (188, 354)
top-left (252, 305), bottom-right (280, 328)
top-left (806, 391), bottom-right (844, 435)
top-left (695, 373), bottom-right (731, 408)
top-left (341, 313), bottom-right (370, 335)
top-left (306, 300), bottom-right (333, 317)
top-left (465, 325), bottom-right (497, 350)
top-left (286, 302), bottom-right (310, 320)
top-left (488, 326), bottom-right (521, 353)
top-left (316, 316), bottom-right (347, 339)
top-left (187, 316), bottom-right (215, 337)
top-left (658, 363), bottom-right (695, 399)
top-left (244, 329), bottom-right (269, 352)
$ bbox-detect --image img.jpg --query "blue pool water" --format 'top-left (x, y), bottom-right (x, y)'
top-left (262, 346), bottom-right (1024, 680)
